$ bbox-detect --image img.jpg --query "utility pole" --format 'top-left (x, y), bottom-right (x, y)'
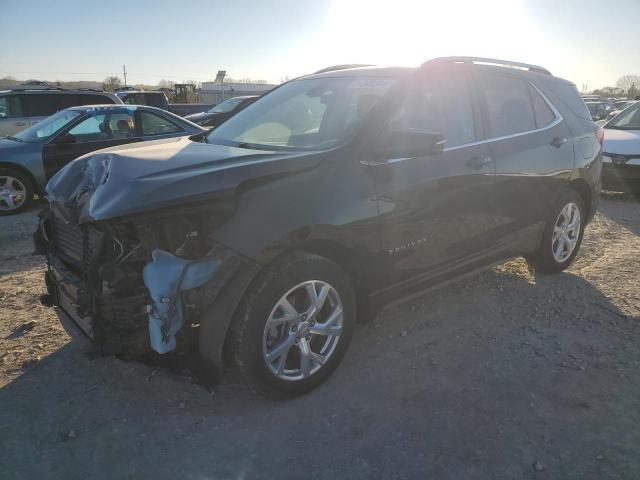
top-left (123, 65), bottom-right (127, 86)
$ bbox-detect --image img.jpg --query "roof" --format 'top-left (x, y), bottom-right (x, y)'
top-left (303, 66), bottom-right (415, 79)
top-left (0, 89), bottom-right (114, 95)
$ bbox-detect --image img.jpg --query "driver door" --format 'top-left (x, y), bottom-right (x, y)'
top-left (42, 111), bottom-right (142, 180)
top-left (364, 68), bottom-right (501, 292)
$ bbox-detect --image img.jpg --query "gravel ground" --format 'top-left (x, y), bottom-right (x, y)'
top-left (1, 194), bottom-right (639, 479)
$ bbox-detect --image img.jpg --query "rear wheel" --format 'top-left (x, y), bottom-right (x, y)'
top-left (228, 253), bottom-right (355, 398)
top-left (527, 189), bottom-right (585, 273)
top-left (0, 168), bottom-right (34, 216)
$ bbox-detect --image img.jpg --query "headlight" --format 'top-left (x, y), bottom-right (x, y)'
top-left (602, 155), bottom-right (612, 163)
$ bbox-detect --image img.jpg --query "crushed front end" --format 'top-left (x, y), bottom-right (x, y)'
top-left (38, 202), bottom-right (253, 359)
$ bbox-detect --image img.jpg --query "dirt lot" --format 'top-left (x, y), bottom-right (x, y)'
top-left (1, 195), bottom-right (639, 479)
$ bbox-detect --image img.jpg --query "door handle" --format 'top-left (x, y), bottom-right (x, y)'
top-left (14, 121), bottom-right (27, 126)
top-left (466, 156), bottom-right (492, 170)
top-left (550, 137), bottom-right (567, 148)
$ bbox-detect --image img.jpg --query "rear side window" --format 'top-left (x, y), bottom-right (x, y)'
top-left (528, 84), bottom-right (555, 128)
top-left (544, 81), bottom-right (591, 121)
top-left (77, 94), bottom-right (116, 106)
top-left (145, 93), bottom-right (166, 108)
top-left (140, 111), bottom-right (183, 135)
top-left (124, 94), bottom-right (147, 106)
top-left (21, 94), bottom-right (60, 117)
top-left (389, 74), bottom-right (476, 148)
top-left (481, 75), bottom-right (536, 137)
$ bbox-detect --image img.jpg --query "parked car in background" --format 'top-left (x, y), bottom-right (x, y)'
top-left (184, 95), bottom-right (259, 128)
top-left (116, 90), bottom-right (170, 110)
top-left (586, 101), bottom-right (614, 121)
top-left (39, 57), bottom-right (601, 397)
top-left (601, 101), bottom-right (640, 193)
top-left (582, 95), bottom-right (615, 109)
top-left (614, 100), bottom-right (633, 110)
top-left (0, 86), bottom-right (121, 136)
top-left (0, 105), bottom-right (204, 214)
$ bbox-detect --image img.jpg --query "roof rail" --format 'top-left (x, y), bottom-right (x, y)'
top-left (9, 83), bottom-right (65, 91)
top-left (314, 64), bottom-right (374, 74)
top-left (422, 56), bottom-right (552, 75)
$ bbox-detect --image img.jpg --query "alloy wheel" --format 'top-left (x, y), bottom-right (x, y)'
top-left (0, 176), bottom-right (27, 212)
top-left (552, 202), bottom-right (581, 263)
top-left (262, 280), bottom-right (343, 381)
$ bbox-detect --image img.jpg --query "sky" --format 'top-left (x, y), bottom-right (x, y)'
top-left (0, 0), bottom-right (638, 91)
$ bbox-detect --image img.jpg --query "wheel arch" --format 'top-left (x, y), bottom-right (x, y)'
top-left (568, 178), bottom-right (593, 221)
top-left (0, 162), bottom-right (40, 195)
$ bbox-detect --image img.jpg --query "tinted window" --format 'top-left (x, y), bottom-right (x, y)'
top-left (389, 74), bottom-right (476, 148)
top-left (0, 97), bottom-right (6, 118)
top-left (529, 85), bottom-right (555, 128)
top-left (145, 93), bottom-right (166, 108)
top-left (21, 94), bottom-right (60, 117)
top-left (140, 111), bottom-right (182, 135)
top-left (545, 81), bottom-right (592, 121)
top-left (77, 94), bottom-right (116, 106)
top-left (123, 94), bottom-right (143, 105)
top-left (481, 75), bottom-right (536, 137)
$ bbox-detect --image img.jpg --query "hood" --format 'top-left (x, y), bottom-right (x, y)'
top-left (603, 128), bottom-right (640, 155)
top-left (46, 136), bottom-right (322, 223)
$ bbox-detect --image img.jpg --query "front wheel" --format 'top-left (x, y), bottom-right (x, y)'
top-left (228, 253), bottom-right (356, 398)
top-left (0, 168), bottom-right (34, 216)
top-left (527, 189), bottom-right (585, 274)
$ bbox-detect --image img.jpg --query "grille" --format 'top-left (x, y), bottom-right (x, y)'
top-left (52, 213), bottom-right (83, 266)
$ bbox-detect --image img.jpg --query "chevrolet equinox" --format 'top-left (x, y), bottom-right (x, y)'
top-left (38, 57), bottom-right (602, 397)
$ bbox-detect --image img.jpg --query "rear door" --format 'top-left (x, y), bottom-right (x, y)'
top-left (476, 72), bottom-right (574, 255)
top-left (365, 67), bottom-right (500, 290)
top-left (0, 95), bottom-right (31, 135)
top-left (42, 110), bottom-right (142, 180)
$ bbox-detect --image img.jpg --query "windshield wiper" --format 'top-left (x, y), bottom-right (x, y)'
top-left (5, 135), bottom-right (24, 142)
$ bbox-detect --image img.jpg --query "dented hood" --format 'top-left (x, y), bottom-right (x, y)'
top-left (46, 136), bottom-right (321, 223)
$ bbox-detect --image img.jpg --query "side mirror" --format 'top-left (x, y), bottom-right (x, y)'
top-left (382, 130), bottom-right (446, 158)
top-left (53, 133), bottom-right (77, 144)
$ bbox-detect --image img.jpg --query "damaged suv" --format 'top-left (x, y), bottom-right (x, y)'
top-left (39, 58), bottom-right (601, 397)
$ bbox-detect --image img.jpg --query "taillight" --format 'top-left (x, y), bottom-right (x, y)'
top-left (596, 127), bottom-right (604, 146)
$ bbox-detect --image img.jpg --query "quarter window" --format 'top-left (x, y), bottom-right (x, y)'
top-left (481, 75), bottom-right (537, 137)
top-left (388, 74), bottom-right (476, 148)
top-left (140, 111), bottom-right (182, 135)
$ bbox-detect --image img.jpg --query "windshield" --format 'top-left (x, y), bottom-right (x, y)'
top-left (606, 102), bottom-right (640, 130)
top-left (206, 76), bottom-right (395, 151)
top-left (209, 97), bottom-right (246, 114)
top-left (11, 110), bottom-right (82, 142)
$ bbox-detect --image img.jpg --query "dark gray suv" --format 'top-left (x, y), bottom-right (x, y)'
top-left (40, 57), bottom-right (602, 397)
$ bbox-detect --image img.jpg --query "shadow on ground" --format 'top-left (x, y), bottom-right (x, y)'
top-left (1, 259), bottom-right (639, 479)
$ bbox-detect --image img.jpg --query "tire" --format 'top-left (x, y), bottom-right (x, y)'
top-left (527, 189), bottom-right (585, 274)
top-left (0, 167), bottom-right (34, 216)
top-left (228, 252), bottom-right (356, 398)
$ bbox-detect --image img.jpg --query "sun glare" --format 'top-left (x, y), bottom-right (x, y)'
top-left (315, 0), bottom-right (548, 70)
